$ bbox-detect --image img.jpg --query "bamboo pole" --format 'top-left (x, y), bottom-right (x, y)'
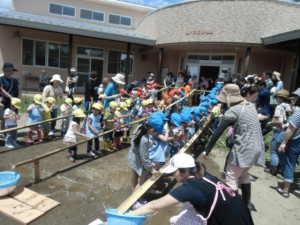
top-left (116, 115), bottom-right (212, 214)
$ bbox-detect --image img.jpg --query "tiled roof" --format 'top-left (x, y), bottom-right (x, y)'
top-left (135, 0), bottom-right (300, 46)
top-left (0, 10), bottom-right (155, 46)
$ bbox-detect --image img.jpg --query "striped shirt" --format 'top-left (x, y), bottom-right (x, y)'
top-left (223, 102), bottom-right (264, 167)
top-left (290, 108), bottom-right (300, 140)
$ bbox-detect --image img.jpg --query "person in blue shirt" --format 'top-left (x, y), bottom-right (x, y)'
top-left (103, 73), bottom-right (125, 109)
top-left (256, 80), bottom-right (270, 118)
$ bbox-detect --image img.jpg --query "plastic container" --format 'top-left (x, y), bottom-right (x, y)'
top-left (0, 171), bottom-right (20, 197)
top-left (105, 208), bottom-right (146, 225)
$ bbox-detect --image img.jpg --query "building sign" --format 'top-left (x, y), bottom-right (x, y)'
top-left (186, 29), bottom-right (213, 35)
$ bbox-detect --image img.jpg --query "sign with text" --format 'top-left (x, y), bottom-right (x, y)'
top-left (186, 29), bottom-right (213, 35)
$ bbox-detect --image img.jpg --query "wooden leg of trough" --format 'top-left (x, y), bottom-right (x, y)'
top-left (34, 160), bottom-right (41, 183)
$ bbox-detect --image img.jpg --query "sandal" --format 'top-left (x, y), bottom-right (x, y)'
top-left (277, 187), bottom-right (289, 198)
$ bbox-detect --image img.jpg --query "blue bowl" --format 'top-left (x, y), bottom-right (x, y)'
top-left (0, 171), bottom-right (20, 197)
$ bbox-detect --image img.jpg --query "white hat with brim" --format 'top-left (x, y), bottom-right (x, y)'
top-left (112, 73), bottom-right (125, 85)
top-left (162, 153), bottom-right (196, 174)
top-left (217, 84), bottom-right (243, 105)
top-left (292, 88), bottom-right (300, 97)
top-left (50, 74), bottom-right (63, 83)
top-left (272, 71), bottom-right (281, 81)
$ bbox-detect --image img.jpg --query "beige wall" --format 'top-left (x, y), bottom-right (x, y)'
top-left (13, 0), bottom-right (150, 27)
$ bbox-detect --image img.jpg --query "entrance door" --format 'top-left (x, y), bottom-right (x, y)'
top-left (199, 66), bottom-right (220, 87)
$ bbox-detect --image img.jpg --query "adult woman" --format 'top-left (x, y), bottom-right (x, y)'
top-left (42, 74), bottom-right (64, 135)
top-left (164, 72), bottom-right (175, 87)
top-left (203, 84), bottom-right (264, 210)
top-left (127, 115), bottom-right (163, 191)
top-left (131, 153), bottom-right (254, 225)
top-left (175, 72), bottom-right (185, 88)
top-left (103, 73), bottom-right (125, 109)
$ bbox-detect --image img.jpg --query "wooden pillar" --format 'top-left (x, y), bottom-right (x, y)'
top-left (243, 47), bottom-right (251, 76)
top-left (158, 48), bottom-right (164, 84)
top-left (125, 43), bottom-right (131, 85)
top-left (291, 50), bottom-right (300, 91)
top-left (34, 160), bottom-right (40, 182)
top-left (68, 34), bottom-right (73, 71)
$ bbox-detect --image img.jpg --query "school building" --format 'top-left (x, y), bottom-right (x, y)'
top-left (0, 0), bottom-right (300, 92)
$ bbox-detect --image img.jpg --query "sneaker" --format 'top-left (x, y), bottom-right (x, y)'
top-left (48, 131), bottom-right (55, 136)
top-left (5, 144), bottom-right (14, 148)
top-left (12, 143), bottom-right (20, 147)
top-left (94, 150), bottom-right (104, 155)
top-left (67, 155), bottom-right (75, 162)
top-left (87, 151), bottom-right (96, 158)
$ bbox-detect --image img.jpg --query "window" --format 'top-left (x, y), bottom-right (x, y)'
top-left (48, 43), bottom-right (69, 68)
top-left (49, 3), bottom-right (75, 17)
top-left (109, 14), bottom-right (131, 26)
top-left (107, 50), bottom-right (133, 74)
top-left (22, 39), bottom-right (69, 68)
top-left (80, 9), bottom-right (104, 22)
top-left (77, 46), bottom-right (104, 58)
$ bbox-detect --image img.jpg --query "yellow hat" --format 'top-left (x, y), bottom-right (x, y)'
top-left (74, 97), bottom-right (83, 104)
top-left (98, 94), bottom-right (104, 99)
top-left (147, 99), bottom-right (154, 105)
top-left (46, 97), bottom-right (56, 105)
top-left (92, 102), bottom-right (102, 110)
top-left (65, 98), bottom-right (73, 106)
top-left (33, 94), bottom-right (42, 105)
top-left (141, 100), bottom-right (149, 106)
top-left (119, 102), bottom-right (128, 110)
top-left (11, 98), bottom-right (21, 109)
top-left (109, 101), bottom-right (119, 109)
top-left (125, 99), bottom-right (132, 107)
top-left (73, 109), bottom-right (86, 118)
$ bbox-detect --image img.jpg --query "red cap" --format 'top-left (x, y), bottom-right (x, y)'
top-left (137, 87), bottom-right (142, 92)
top-left (163, 94), bottom-right (170, 100)
top-left (119, 88), bottom-right (126, 94)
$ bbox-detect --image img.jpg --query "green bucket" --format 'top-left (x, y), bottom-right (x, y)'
top-left (105, 208), bottom-right (146, 225)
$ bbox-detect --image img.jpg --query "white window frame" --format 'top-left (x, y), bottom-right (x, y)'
top-left (21, 38), bottom-right (69, 69)
top-left (49, 2), bottom-right (76, 17)
top-left (80, 8), bottom-right (105, 23)
top-left (108, 13), bottom-right (132, 27)
top-left (107, 49), bottom-right (134, 75)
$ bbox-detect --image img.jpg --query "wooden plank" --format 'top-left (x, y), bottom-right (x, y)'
top-left (0, 196), bottom-right (44, 225)
top-left (11, 187), bottom-right (60, 212)
top-left (116, 116), bottom-right (211, 214)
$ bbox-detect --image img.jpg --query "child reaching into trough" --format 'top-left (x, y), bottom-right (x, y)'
top-left (4, 98), bottom-right (21, 148)
top-left (42, 97), bottom-right (55, 141)
top-left (63, 109), bottom-right (86, 162)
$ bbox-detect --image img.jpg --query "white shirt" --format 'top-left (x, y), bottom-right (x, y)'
top-left (4, 108), bottom-right (17, 126)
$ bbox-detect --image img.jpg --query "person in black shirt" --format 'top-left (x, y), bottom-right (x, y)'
top-left (131, 153), bottom-right (254, 225)
top-left (84, 71), bottom-right (99, 112)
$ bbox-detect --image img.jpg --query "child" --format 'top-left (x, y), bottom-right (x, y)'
top-left (86, 103), bottom-right (102, 157)
top-left (210, 99), bottom-right (221, 132)
top-left (63, 109), bottom-right (86, 162)
top-left (73, 97), bottom-right (83, 111)
top-left (4, 98), bottom-right (21, 148)
top-left (113, 103), bottom-right (125, 149)
top-left (103, 101), bottom-right (118, 151)
top-left (123, 99), bottom-right (134, 142)
top-left (60, 98), bottom-right (73, 137)
top-left (42, 97), bottom-right (55, 141)
top-left (168, 112), bottom-right (182, 158)
top-left (27, 94), bottom-right (44, 144)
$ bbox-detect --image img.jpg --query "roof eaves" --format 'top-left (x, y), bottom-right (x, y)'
top-left (0, 11), bottom-right (156, 46)
top-left (262, 29), bottom-right (300, 45)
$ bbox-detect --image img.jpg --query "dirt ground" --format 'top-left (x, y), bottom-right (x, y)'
top-left (0, 113), bottom-right (299, 225)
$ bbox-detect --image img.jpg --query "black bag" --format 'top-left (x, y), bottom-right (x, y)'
top-left (225, 135), bottom-right (235, 148)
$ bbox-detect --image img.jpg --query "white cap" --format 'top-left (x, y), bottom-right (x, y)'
top-left (162, 153), bottom-right (196, 174)
top-left (70, 68), bottom-right (76, 73)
